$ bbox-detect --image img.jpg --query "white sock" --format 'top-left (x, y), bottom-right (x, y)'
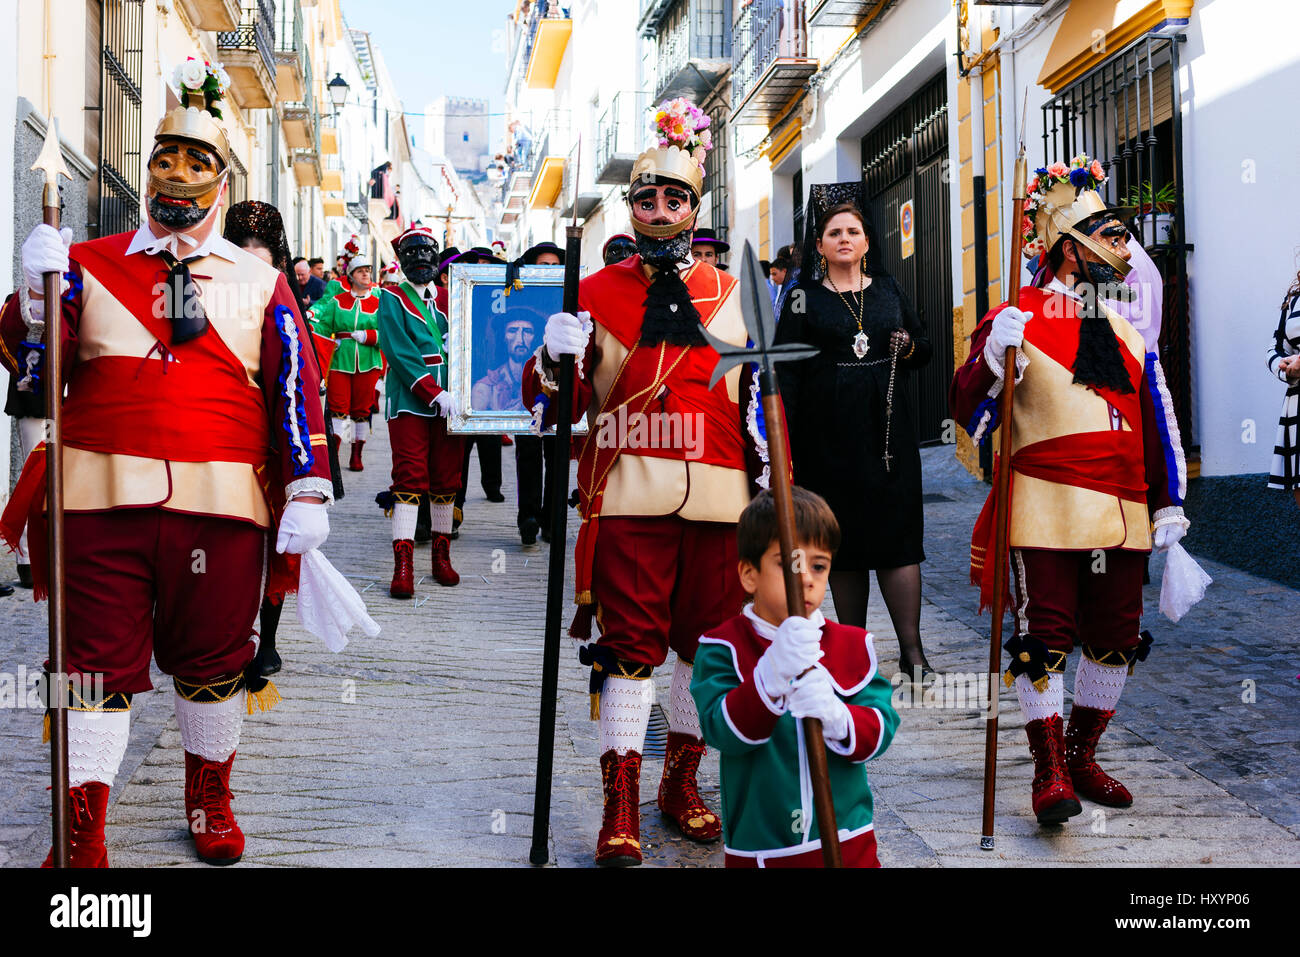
top-left (598, 676), bottom-right (651, 755)
top-left (667, 658), bottom-right (701, 738)
top-left (1073, 656), bottom-right (1128, 711)
top-left (1015, 672), bottom-right (1064, 724)
top-left (392, 502), bottom-right (418, 541)
top-left (430, 501), bottom-right (453, 534)
top-left (67, 709), bottom-right (131, 788)
top-left (333, 416), bottom-right (352, 443)
top-left (175, 692), bottom-right (244, 763)
top-left (353, 420), bottom-right (369, 444)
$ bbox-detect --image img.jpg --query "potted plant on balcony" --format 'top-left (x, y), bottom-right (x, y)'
top-left (1125, 180), bottom-right (1177, 247)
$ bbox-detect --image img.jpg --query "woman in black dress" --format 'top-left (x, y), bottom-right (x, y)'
top-left (774, 196), bottom-right (935, 679)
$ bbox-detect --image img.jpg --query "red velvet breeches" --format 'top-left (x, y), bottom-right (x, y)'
top-left (1010, 547), bottom-right (1147, 654)
top-left (388, 412), bottom-right (466, 497)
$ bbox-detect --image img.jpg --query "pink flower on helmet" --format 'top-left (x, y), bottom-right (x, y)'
top-left (1047, 162), bottom-right (1069, 179)
top-left (1090, 159), bottom-right (1105, 180)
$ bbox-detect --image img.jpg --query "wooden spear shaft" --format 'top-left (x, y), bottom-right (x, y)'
top-left (760, 371), bottom-right (841, 868)
top-left (980, 145), bottom-right (1028, 851)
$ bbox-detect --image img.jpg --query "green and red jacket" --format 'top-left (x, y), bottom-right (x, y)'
top-left (375, 280), bottom-right (449, 419)
top-left (692, 607), bottom-right (900, 857)
top-left (307, 286), bottom-right (383, 374)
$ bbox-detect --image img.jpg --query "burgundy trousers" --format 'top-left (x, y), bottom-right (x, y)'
top-left (1010, 547), bottom-right (1147, 654)
top-left (388, 412), bottom-right (466, 497)
top-left (63, 509), bottom-right (265, 692)
top-left (590, 515), bottom-right (744, 667)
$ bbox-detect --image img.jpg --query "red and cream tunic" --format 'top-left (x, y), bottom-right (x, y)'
top-left (950, 280), bottom-right (1175, 610)
top-left (522, 255), bottom-right (760, 607)
top-left (0, 226), bottom-right (332, 537)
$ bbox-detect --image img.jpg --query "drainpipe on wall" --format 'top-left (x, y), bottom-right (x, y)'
top-left (968, 9), bottom-right (992, 479)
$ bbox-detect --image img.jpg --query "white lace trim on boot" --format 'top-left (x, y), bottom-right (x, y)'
top-left (392, 502), bottom-right (418, 541)
top-left (67, 709), bottom-right (130, 788)
top-left (667, 658), bottom-right (701, 738)
top-left (1074, 656), bottom-right (1128, 711)
top-left (175, 691), bottom-right (244, 763)
top-left (598, 676), bottom-right (651, 756)
top-left (1015, 672), bottom-right (1064, 724)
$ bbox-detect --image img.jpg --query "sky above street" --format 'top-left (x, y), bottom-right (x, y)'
top-left (338, 0), bottom-right (517, 153)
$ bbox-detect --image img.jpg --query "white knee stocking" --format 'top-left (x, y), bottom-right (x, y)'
top-left (353, 419), bottom-right (369, 444)
top-left (332, 416), bottom-right (352, 443)
top-left (392, 502), bottom-right (418, 541)
top-left (1073, 656), bottom-right (1128, 711)
top-left (430, 501), bottom-right (453, 534)
top-left (598, 677), bottom-right (651, 756)
top-left (67, 710), bottom-right (131, 788)
top-left (175, 692), bottom-right (244, 763)
top-left (667, 658), bottom-right (701, 738)
top-left (1015, 673), bottom-right (1064, 724)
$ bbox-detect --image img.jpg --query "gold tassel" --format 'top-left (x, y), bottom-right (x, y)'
top-left (42, 711), bottom-right (50, 744)
top-left (1002, 671), bottom-right (1014, 689)
top-left (589, 692), bottom-right (600, 721)
top-left (1031, 674), bottom-right (1051, 693)
top-left (246, 681), bottom-right (282, 714)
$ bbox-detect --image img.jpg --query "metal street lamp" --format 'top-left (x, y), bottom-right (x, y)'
top-left (327, 73), bottom-right (350, 112)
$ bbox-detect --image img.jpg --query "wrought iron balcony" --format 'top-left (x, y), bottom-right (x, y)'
top-left (732, 0), bottom-right (818, 126)
top-left (595, 91), bottom-right (650, 186)
top-left (561, 140), bottom-right (602, 220)
top-left (653, 0), bottom-right (731, 101)
top-left (217, 0), bottom-right (277, 109)
top-left (807, 0), bottom-right (894, 29)
top-left (282, 43), bottom-right (316, 151)
top-left (517, 0), bottom-right (572, 90)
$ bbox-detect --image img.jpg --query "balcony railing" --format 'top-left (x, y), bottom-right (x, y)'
top-left (595, 91), bottom-right (650, 185)
top-left (807, 0), bottom-right (892, 29)
top-left (655, 0), bottom-right (731, 100)
top-left (217, 0), bottom-right (276, 108)
top-left (732, 0), bottom-right (817, 126)
top-left (273, 0), bottom-right (306, 102)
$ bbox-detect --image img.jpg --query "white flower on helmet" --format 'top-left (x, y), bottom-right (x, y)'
top-left (178, 58), bottom-right (207, 91)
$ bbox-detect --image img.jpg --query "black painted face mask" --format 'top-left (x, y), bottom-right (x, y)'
top-left (398, 236), bottom-right (440, 285)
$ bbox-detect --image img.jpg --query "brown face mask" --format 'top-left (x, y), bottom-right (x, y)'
top-left (147, 137), bottom-right (227, 230)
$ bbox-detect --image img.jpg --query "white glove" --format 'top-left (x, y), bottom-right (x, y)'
top-left (1153, 523), bottom-right (1186, 552)
top-left (544, 310), bottom-right (591, 361)
top-left (433, 390), bottom-right (459, 418)
top-left (22, 224), bottom-right (72, 294)
top-left (276, 499), bottom-right (330, 554)
top-left (754, 614), bottom-right (824, 701)
top-left (350, 329), bottom-right (369, 343)
top-left (787, 669), bottom-right (851, 744)
top-left (983, 306), bottom-right (1033, 373)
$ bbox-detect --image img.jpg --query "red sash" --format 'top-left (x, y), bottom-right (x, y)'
top-left (569, 259), bottom-right (744, 623)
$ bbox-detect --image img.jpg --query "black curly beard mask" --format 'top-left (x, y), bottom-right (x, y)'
top-left (1067, 240), bottom-right (1136, 395)
top-left (398, 239), bottom-right (439, 286)
top-left (148, 195), bottom-right (210, 231)
top-left (635, 232), bottom-right (703, 346)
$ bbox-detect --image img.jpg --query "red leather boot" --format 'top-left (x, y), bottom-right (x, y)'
top-left (1024, 714), bottom-right (1082, 824)
top-left (390, 540), bottom-right (415, 598)
top-left (41, 783), bottom-right (111, 868)
top-left (1065, 705), bottom-right (1133, 807)
top-left (430, 533), bottom-right (460, 587)
top-left (657, 731), bottom-right (721, 842)
top-left (184, 751), bottom-right (245, 865)
top-left (348, 440), bottom-right (365, 472)
top-left (595, 749), bottom-right (642, 867)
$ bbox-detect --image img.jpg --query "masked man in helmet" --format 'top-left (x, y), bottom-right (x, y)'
top-left (0, 60), bottom-right (332, 867)
top-left (523, 99), bottom-right (763, 866)
top-left (375, 225), bottom-right (465, 593)
top-left (950, 156), bottom-right (1189, 827)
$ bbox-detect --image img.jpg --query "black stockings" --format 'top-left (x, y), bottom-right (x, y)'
top-left (829, 564), bottom-right (932, 672)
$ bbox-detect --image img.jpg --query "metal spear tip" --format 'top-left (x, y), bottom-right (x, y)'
top-left (32, 115), bottom-right (71, 188)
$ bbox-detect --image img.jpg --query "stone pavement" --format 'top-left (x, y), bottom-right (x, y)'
top-left (0, 420), bottom-right (1296, 867)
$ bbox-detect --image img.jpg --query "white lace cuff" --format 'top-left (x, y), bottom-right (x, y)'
top-left (984, 341), bottom-right (1029, 397)
top-left (1151, 506), bottom-right (1189, 532)
top-left (533, 345), bottom-right (560, 393)
top-left (286, 476), bottom-right (335, 506)
top-left (18, 285), bottom-right (45, 339)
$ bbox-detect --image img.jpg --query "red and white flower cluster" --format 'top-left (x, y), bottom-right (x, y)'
top-left (173, 56), bottom-right (230, 119)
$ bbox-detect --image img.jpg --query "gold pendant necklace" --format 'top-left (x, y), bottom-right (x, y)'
top-left (828, 271), bottom-right (869, 358)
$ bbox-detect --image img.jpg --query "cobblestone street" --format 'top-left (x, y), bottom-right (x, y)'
top-left (1, 420), bottom-right (1297, 867)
